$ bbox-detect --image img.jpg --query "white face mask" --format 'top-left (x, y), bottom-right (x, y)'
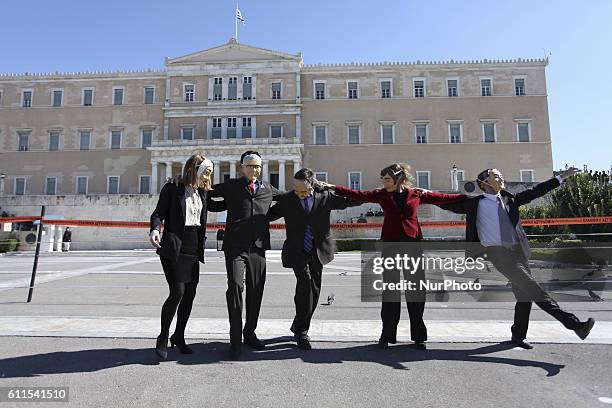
top-left (196, 159), bottom-right (213, 178)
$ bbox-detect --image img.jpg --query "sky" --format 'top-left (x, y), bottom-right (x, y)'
top-left (1, 0), bottom-right (610, 171)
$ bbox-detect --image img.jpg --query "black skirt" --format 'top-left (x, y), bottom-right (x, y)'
top-left (161, 226), bottom-right (200, 283)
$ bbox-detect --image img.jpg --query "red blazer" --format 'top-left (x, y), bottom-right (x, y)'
top-left (334, 185), bottom-right (466, 241)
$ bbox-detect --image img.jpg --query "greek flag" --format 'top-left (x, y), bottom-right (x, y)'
top-left (236, 7), bottom-right (245, 25)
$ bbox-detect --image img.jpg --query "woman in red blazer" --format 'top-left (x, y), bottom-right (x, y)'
top-left (320, 163), bottom-right (466, 349)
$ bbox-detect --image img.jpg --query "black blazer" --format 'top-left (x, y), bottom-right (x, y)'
top-left (208, 177), bottom-right (281, 251)
top-left (440, 177), bottom-right (561, 257)
top-left (267, 190), bottom-right (358, 267)
top-left (150, 182), bottom-right (226, 263)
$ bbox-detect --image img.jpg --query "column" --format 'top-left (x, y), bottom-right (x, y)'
top-left (213, 161), bottom-right (221, 184)
top-left (293, 158), bottom-right (302, 173)
top-left (229, 161), bottom-right (237, 179)
top-left (163, 118), bottom-right (169, 141)
top-left (278, 159), bottom-right (286, 190)
top-left (151, 161), bottom-right (158, 194)
top-left (55, 227), bottom-right (63, 252)
top-left (165, 162), bottom-right (173, 182)
top-left (262, 160), bottom-right (269, 182)
top-left (296, 114), bottom-right (302, 141)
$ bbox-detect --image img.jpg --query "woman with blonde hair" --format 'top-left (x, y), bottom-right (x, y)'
top-left (149, 153), bottom-right (225, 359)
top-left (319, 163), bottom-right (466, 350)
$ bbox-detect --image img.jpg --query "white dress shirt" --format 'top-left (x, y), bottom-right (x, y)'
top-left (184, 185), bottom-right (202, 227)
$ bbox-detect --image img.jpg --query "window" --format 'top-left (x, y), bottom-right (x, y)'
top-left (139, 175), bottom-right (151, 194)
top-left (520, 170), bottom-right (534, 183)
top-left (347, 125), bottom-right (360, 144)
top-left (413, 79), bottom-right (425, 98)
top-left (416, 124), bottom-right (427, 144)
top-left (315, 172), bottom-right (327, 183)
top-left (141, 129), bottom-right (152, 148)
top-left (381, 124), bottom-right (394, 144)
top-left (212, 118), bottom-right (222, 139)
top-left (515, 78), bottom-right (525, 96)
top-left (110, 130), bottom-right (121, 149)
top-left (483, 122), bottom-right (496, 142)
top-left (314, 82), bottom-right (325, 100)
top-left (52, 89), bottom-right (63, 107)
top-left (15, 178), bottom-right (26, 195)
top-left (314, 125), bottom-right (326, 145)
top-left (45, 177), bottom-right (57, 195)
top-left (243, 76), bottom-right (252, 100)
top-left (18, 132), bottom-right (29, 151)
top-left (347, 81), bottom-right (358, 99)
top-left (49, 131), bottom-right (60, 151)
top-left (416, 171), bottom-right (430, 189)
top-left (0, 90), bottom-right (3, 105)
top-left (517, 122), bottom-right (530, 142)
top-left (181, 127), bottom-right (194, 140)
top-left (184, 84), bottom-right (195, 102)
top-left (270, 124), bottom-right (283, 138)
top-left (447, 79), bottom-right (458, 97)
top-left (227, 117), bottom-right (237, 138)
top-left (449, 123), bottom-right (462, 143)
top-left (107, 176), bottom-right (119, 194)
top-left (241, 117), bottom-right (252, 138)
top-left (380, 80), bottom-right (392, 98)
top-left (271, 82), bottom-right (281, 100)
top-left (113, 88), bottom-right (124, 105)
top-left (82, 89), bottom-right (94, 106)
top-left (22, 90), bottom-right (33, 107)
top-left (144, 86), bottom-right (155, 104)
top-left (481, 79), bottom-right (492, 96)
top-left (348, 172), bottom-right (361, 190)
top-left (213, 78), bottom-right (222, 101)
top-left (76, 176), bottom-right (88, 194)
top-left (228, 77), bottom-right (237, 100)
top-left (79, 131), bottom-right (91, 150)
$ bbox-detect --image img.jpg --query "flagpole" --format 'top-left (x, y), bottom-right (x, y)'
top-left (235, 4), bottom-right (238, 41)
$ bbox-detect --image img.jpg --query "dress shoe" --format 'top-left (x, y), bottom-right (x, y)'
top-left (413, 342), bottom-right (427, 351)
top-left (228, 343), bottom-right (242, 360)
top-left (170, 333), bottom-right (193, 354)
top-left (295, 334), bottom-right (312, 350)
top-left (575, 318), bottom-right (595, 340)
top-left (155, 335), bottom-right (168, 360)
top-left (243, 334), bottom-right (266, 350)
top-left (511, 337), bottom-right (534, 349)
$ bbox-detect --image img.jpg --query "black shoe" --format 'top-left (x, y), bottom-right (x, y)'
top-left (290, 323), bottom-right (296, 334)
top-left (243, 334), bottom-right (266, 350)
top-left (413, 342), bottom-right (427, 351)
top-left (575, 318), bottom-right (595, 340)
top-left (170, 334), bottom-right (193, 354)
top-left (377, 338), bottom-right (389, 348)
top-left (228, 343), bottom-right (242, 360)
top-left (155, 335), bottom-right (168, 360)
top-left (511, 337), bottom-right (534, 349)
top-left (295, 334), bottom-right (312, 350)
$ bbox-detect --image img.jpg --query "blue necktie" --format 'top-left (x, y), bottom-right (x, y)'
top-left (303, 197), bottom-right (314, 253)
top-left (497, 196), bottom-right (516, 245)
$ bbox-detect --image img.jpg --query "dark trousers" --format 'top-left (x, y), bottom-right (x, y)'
top-left (486, 246), bottom-right (580, 340)
top-left (291, 251), bottom-right (323, 336)
top-left (224, 247), bottom-right (267, 344)
top-left (380, 236), bottom-right (427, 343)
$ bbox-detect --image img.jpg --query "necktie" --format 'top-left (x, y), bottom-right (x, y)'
top-left (497, 196), bottom-right (516, 245)
top-left (303, 197), bottom-right (314, 253)
top-left (248, 180), bottom-right (256, 194)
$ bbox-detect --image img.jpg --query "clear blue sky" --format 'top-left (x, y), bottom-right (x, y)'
top-left (1, 0), bottom-right (610, 171)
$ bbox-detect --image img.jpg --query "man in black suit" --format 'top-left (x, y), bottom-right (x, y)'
top-left (440, 167), bottom-right (595, 348)
top-left (267, 168), bottom-right (359, 350)
top-left (208, 150), bottom-right (282, 358)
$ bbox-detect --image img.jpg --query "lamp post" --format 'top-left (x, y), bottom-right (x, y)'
top-left (0, 172), bottom-right (5, 196)
top-left (451, 164), bottom-right (458, 191)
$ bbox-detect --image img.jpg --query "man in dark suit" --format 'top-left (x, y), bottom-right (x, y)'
top-left (267, 168), bottom-right (359, 350)
top-left (440, 167), bottom-right (595, 348)
top-left (208, 150), bottom-right (282, 359)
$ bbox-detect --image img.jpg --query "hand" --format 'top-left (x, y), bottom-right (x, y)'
top-left (149, 230), bottom-right (161, 248)
top-left (318, 181), bottom-right (335, 190)
top-left (413, 187), bottom-right (431, 194)
top-left (559, 167), bottom-right (580, 181)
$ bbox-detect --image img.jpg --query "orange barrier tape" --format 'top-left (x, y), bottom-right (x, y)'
top-left (1, 216), bottom-right (610, 229)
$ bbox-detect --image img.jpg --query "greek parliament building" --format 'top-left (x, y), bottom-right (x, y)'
top-left (0, 39), bottom-right (553, 198)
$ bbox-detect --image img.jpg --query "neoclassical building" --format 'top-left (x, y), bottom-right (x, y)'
top-left (0, 39), bottom-right (553, 198)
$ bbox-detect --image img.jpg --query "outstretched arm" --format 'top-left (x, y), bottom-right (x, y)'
top-left (328, 192), bottom-right (362, 210)
top-left (513, 167), bottom-right (578, 207)
top-left (319, 182), bottom-right (382, 204)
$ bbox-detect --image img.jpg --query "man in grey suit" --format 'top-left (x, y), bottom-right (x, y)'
top-left (267, 168), bottom-right (359, 350)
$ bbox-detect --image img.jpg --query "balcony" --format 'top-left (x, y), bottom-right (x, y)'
top-left (151, 137), bottom-right (301, 147)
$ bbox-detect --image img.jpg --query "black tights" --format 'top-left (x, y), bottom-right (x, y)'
top-left (160, 281), bottom-right (198, 338)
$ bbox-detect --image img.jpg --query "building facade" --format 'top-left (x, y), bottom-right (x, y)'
top-left (0, 39), bottom-right (553, 199)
